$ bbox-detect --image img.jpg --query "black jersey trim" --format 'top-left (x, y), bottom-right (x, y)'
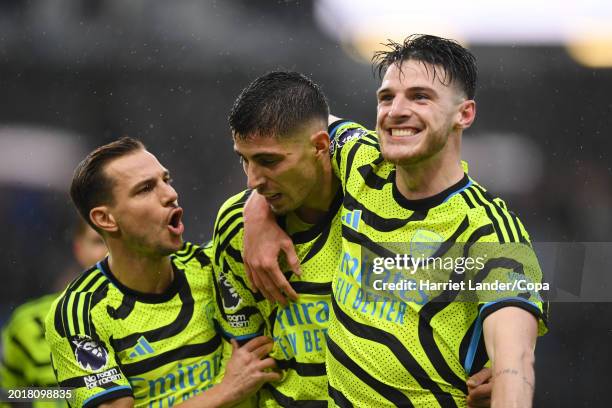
top-left (330, 297), bottom-right (458, 407)
top-left (175, 241), bottom-right (192, 256)
top-left (413, 217), bottom-right (472, 394)
top-left (328, 120), bottom-right (349, 139)
top-left (264, 383), bottom-right (328, 408)
top-left (98, 257), bottom-right (186, 304)
top-left (417, 301), bottom-right (468, 394)
top-left (214, 190), bottom-right (252, 234)
top-left (342, 226), bottom-right (397, 258)
top-left (357, 162), bottom-right (394, 190)
top-left (459, 191), bottom-right (476, 209)
top-left (194, 247), bottom-right (212, 267)
top-left (358, 137), bottom-right (381, 150)
top-left (301, 220), bottom-right (332, 265)
top-left (427, 216), bottom-right (470, 261)
top-left (466, 224), bottom-right (496, 244)
top-left (392, 173), bottom-right (471, 211)
top-left (508, 211), bottom-right (530, 244)
top-left (343, 142), bottom-right (361, 188)
top-left (480, 299), bottom-right (544, 322)
top-left (54, 278), bottom-right (107, 339)
top-left (77, 269), bottom-right (105, 293)
top-left (82, 385), bottom-right (133, 408)
top-left (66, 265), bottom-right (99, 293)
top-left (216, 212), bottom-right (243, 245)
top-left (225, 245), bottom-right (243, 264)
top-left (343, 190), bottom-right (428, 232)
top-left (215, 222), bottom-right (243, 265)
top-left (70, 293), bottom-right (80, 335)
top-left (110, 271), bottom-right (194, 353)
top-left (90, 282), bottom-right (109, 310)
top-left (106, 295), bottom-right (136, 320)
top-left (175, 244), bottom-right (200, 265)
top-left (326, 334), bottom-right (415, 407)
top-left (328, 384), bottom-right (354, 408)
top-left (275, 358), bottom-right (326, 377)
top-left (121, 334), bottom-right (222, 377)
top-left (174, 242), bottom-right (196, 263)
top-left (57, 269), bottom-right (105, 338)
top-left (465, 188), bottom-right (505, 243)
top-left (472, 186), bottom-right (516, 242)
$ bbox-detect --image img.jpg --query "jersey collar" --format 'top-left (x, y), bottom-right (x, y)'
top-left (392, 173), bottom-right (471, 212)
top-left (97, 257), bottom-right (186, 304)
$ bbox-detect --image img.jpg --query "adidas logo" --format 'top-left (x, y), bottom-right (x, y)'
top-left (128, 336), bottom-right (154, 358)
top-left (341, 210), bottom-right (361, 231)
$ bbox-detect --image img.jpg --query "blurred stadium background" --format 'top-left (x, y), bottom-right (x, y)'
top-left (1, 1), bottom-right (611, 405)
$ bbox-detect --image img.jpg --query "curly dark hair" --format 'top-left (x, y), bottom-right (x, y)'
top-left (372, 34), bottom-right (477, 99)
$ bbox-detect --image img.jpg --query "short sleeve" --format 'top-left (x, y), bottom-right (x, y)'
top-left (45, 301), bottom-right (132, 408)
top-left (328, 120), bottom-right (380, 189)
top-left (211, 192), bottom-right (266, 344)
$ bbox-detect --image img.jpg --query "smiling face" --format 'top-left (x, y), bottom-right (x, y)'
top-left (376, 60), bottom-right (475, 166)
top-left (234, 124), bottom-right (326, 215)
top-left (93, 149), bottom-right (184, 256)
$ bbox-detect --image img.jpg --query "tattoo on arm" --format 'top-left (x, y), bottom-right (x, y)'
top-left (495, 368), bottom-right (535, 390)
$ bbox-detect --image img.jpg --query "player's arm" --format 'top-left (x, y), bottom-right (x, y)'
top-left (483, 306), bottom-right (538, 408)
top-left (242, 191), bottom-right (299, 305)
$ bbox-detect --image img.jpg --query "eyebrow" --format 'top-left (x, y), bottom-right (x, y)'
top-left (377, 86), bottom-right (437, 98)
top-left (234, 150), bottom-right (282, 160)
top-left (130, 170), bottom-right (170, 193)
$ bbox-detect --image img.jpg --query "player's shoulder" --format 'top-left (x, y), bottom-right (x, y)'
top-left (173, 241), bottom-right (212, 269)
top-left (329, 119), bottom-right (379, 157)
top-left (213, 190), bottom-right (250, 253)
top-left (458, 178), bottom-right (531, 244)
top-left (46, 263), bottom-right (110, 339)
top-left (215, 190), bottom-right (251, 224)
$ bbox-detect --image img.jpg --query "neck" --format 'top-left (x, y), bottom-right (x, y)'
top-left (106, 240), bottom-right (174, 294)
top-left (295, 167), bottom-right (339, 224)
top-left (395, 137), bottom-right (464, 200)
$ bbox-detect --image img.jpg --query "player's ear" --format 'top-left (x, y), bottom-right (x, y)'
top-left (90, 206), bottom-right (118, 234)
top-left (456, 99), bottom-right (476, 130)
top-left (310, 130), bottom-right (330, 158)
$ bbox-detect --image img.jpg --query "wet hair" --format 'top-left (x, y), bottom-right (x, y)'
top-left (229, 71), bottom-right (329, 139)
top-left (372, 34), bottom-right (477, 99)
top-left (70, 137), bottom-right (145, 231)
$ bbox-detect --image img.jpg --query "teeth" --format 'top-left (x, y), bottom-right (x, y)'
top-left (391, 128), bottom-right (418, 137)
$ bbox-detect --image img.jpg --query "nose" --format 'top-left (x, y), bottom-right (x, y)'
top-left (162, 181), bottom-right (179, 206)
top-left (388, 95), bottom-right (412, 119)
top-left (245, 162), bottom-right (265, 191)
